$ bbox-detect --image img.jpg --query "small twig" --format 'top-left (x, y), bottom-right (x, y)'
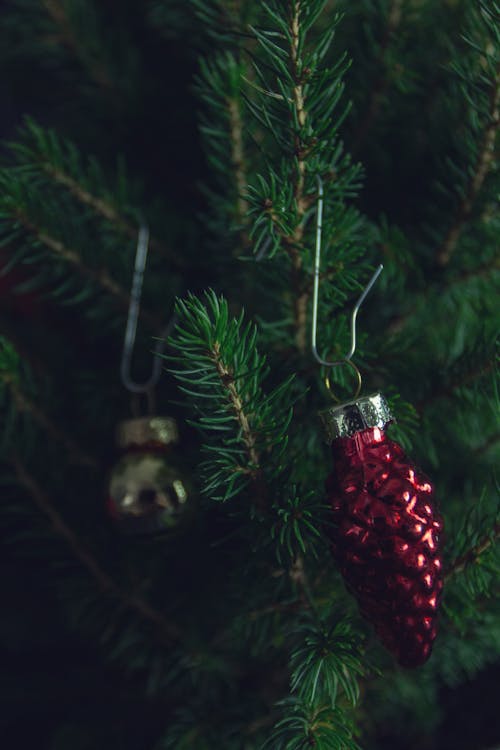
top-left (445, 522), bottom-right (500, 581)
top-left (289, 553), bottom-right (317, 613)
top-left (351, 0), bottom-right (403, 155)
top-left (437, 67), bottom-right (500, 267)
top-left (44, 166), bottom-right (179, 265)
top-left (228, 95), bottom-right (250, 250)
top-left (14, 210), bottom-right (161, 330)
top-left (211, 342), bottom-right (261, 475)
top-left (288, 1), bottom-right (310, 354)
top-left (11, 456), bottom-right (182, 643)
top-left (415, 358), bottom-right (495, 414)
top-left (473, 430), bottom-right (500, 455)
top-left (386, 255), bottom-right (500, 336)
top-left (43, 0), bottom-right (114, 93)
top-left (7, 378), bottom-right (97, 468)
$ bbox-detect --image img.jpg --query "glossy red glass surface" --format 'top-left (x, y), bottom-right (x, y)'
top-left (326, 426), bottom-right (443, 667)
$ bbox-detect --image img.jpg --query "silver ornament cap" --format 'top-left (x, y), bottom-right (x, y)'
top-left (319, 392), bottom-right (393, 443)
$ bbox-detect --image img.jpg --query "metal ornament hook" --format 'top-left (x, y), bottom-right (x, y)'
top-left (311, 175), bottom-right (383, 396)
top-left (120, 224), bottom-right (175, 398)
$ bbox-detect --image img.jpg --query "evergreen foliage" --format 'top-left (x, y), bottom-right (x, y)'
top-left (0, 1), bottom-right (498, 748)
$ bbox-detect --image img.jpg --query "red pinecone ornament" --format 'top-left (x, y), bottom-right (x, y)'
top-left (322, 394), bottom-right (444, 668)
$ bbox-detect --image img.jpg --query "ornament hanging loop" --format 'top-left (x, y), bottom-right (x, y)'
top-left (324, 360), bottom-right (362, 403)
top-left (311, 175), bottom-right (383, 397)
top-left (120, 223), bottom-right (175, 408)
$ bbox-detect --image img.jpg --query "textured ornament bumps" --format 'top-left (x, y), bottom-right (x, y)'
top-left (323, 396), bottom-right (444, 667)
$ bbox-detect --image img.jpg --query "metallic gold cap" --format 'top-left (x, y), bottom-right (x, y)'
top-left (116, 417), bottom-right (179, 449)
top-left (319, 393), bottom-right (393, 443)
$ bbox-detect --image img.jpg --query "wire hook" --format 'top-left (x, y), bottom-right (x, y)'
top-left (120, 224), bottom-right (175, 397)
top-left (311, 175), bottom-right (383, 385)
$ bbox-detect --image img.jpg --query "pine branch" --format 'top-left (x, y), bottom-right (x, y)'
top-left (288, 0), bottom-right (310, 353)
top-left (351, 0), bottom-right (404, 155)
top-left (228, 94), bottom-right (250, 238)
top-left (167, 291), bottom-right (294, 502)
top-left (436, 64), bottom-right (499, 267)
top-left (11, 455), bottom-right (182, 643)
top-left (43, 165), bottom-right (177, 263)
top-left (12, 209), bottom-right (161, 330)
top-left (5, 375), bottom-right (97, 468)
top-left (42, 0), bottom-right (114, 92)
top-left (211, 340), bottom-right (261, 473)
top-left (386, 255), bottom-right (500, 336)
top-left (7, 119), bottom-right (180, 265)
top-left (416, 356), bottom-right (495, 414)
top-left (446, 522), bottom-right (500, 581)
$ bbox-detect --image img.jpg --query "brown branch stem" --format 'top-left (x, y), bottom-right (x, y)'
top-left (228, 96), bottom-right (250, 248)
top-left (288, 1), bottom-right (309, 354)
top-left (211, 341), bottom-right (261, 474)
top-left (43, 0), bottom-right (114, 92)
top-left (14, 210), bottom-right (161, 330)
top-left (351, 0), bottom-right (403, 155)
top-left (6, 377), bottom-right (97, 468)
top-left (415, 358), bottom-right (495, 414)
top-left (437, 67), bottom-right (500, 267)
top-left (445, 522), bottom-right (500, 581)
top-left (44, 166), bottom-right (178, 265)
top-left (11, 456), bottom-right (182, 643)
top-left (387, 255), bottom-right (500, 336)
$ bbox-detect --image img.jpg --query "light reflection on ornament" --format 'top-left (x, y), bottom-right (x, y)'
top-left (326, 425), bottom-right (444, 668)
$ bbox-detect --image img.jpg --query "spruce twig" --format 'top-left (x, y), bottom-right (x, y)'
top-left (11, 456), bottom-right (182, 643)
top-left (387, 256), bottom-right (500, 336)
top-left (5, 376), bottom-right (97, 468)
top-left (168, 291), bottom-right (293, 503)
top-left (43, 165), bottom-right (178, 264)
top-left (228, 95), bottom-right (250, 244)
top-left (351, 0), bottom-right (404, 155)
top-left (42, 0), bottom-right (114, 92)
top-left (446, 522), bottom-right (500, 580)
top-left (437, 65), bottom-right (499, 267)
top-left (211, 340), bottom-right (261, 477)
top-left (416, 357), bottom-right (495, 413)
top-left (288, 0), bottom-right (310, 353)
top-left (13, 210), bottom-right (161, 329)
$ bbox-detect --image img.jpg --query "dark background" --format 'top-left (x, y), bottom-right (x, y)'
top-left (0, 2), bottom-right (498, 748)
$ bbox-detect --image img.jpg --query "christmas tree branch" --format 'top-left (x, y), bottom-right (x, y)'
top-left (416, 356), bottom-right (495, 413)
top-left (5, 375), bottom-right (97, 468)
top-left (7, 119), bottom-right (180, 266)
top-left (211, 340), bottom-right (261, 476)
top-left (228, 94), bottom-right (250, 241)
top-left (168, 291), bottom-right (293, 502)
top-left (12, 209), bottom-right (161, 330)
top-left (436, 64), bottom-right (499, 267)
top-left (288, 0), bottom-right (310, 353)
top-left (43, 165), bottom-right (177, 263)
top-left (42, 0), bottom-right (114, 92)
top-left (387, 256), bottom-right (500, 336)
top-left (11, 455), bottom-right (182, 643)
top-left (351, 0), bottom-right (403, 155)
top-left (445, 522), bottom-right (500, 581)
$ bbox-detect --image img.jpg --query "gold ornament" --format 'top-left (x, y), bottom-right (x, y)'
top-left (106, 416), bottom-right (191, 535)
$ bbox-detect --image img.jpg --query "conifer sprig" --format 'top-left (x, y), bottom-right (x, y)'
top-left (0, 167), bottom-right (162, 329)
top-left (10, 454), bottom-right (183, 644)
top-left (289, 615), bottom-right (365, 706)
top-left (6, 119), bottom-right (177, 263)
top-left (436, 0), bottom-right (499, 266)
top-left (167, 291), bottom-right (294, 502)
top-left (0, 336), bottom-right (96, 467)
top-left (263, 696), bottom-right (361, 750)
top-left (244, 0), bottom-right (367, 351)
